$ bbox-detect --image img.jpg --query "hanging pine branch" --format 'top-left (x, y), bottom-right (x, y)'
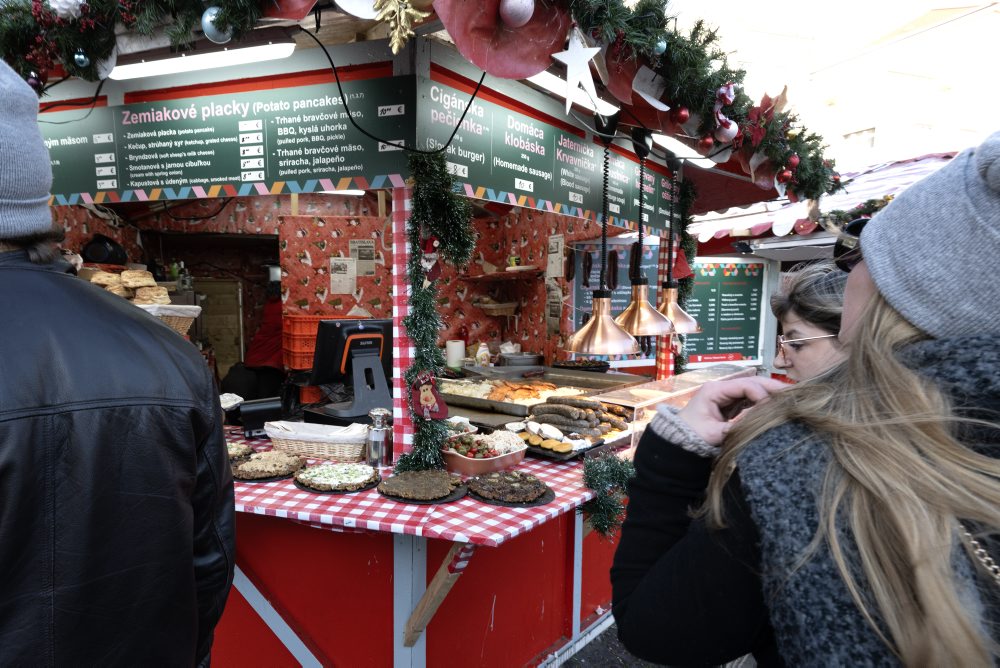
top-left (579, 454), bottom-right (636, 538)
top-left (673, 180), bottom-right (698, 375)
top-left (394, 152), bottom-right (474, 473)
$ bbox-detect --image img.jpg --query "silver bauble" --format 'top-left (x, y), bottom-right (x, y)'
top-left (498, 0), bottom-right (534, 29)
top-left (201, 6), bottom-right (233, 45)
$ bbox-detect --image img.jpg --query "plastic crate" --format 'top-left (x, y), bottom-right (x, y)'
top-left (300, 385), bottom-right (324, 404)
top-left (283, 349), bottom-right (315, 370)
top-left (282, 331), bottom-right (317, 354)
top-left (283, 314), bottom-right (331, 336)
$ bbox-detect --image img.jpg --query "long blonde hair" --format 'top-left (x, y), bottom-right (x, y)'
top-left (705, 292), bottom-right (1000, 666)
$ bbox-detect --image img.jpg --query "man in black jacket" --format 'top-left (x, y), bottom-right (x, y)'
top-left (0, 60), bottom-right (234, 666)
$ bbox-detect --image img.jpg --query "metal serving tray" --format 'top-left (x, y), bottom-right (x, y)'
top-left (438, 366), bottom-right (645, 417)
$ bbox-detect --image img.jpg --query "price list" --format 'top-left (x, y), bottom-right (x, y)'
top-left (41, 76), bottom-right (415, 200)
top-left (683, 261), bottom-right (766, 364)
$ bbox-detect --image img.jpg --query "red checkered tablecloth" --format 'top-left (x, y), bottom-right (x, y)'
top-left (229, 428), bottom-right (596, 548)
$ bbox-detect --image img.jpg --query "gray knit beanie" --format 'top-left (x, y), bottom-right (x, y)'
top-left (861, 130), bottom-right (1000, 338)
top-left (0, 59), bottom-right (54, 240)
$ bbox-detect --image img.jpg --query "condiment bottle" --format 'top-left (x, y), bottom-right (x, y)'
top-left (366, 407), bottom-right (393, 468)
top-left (475, 342), bottom-right (491, 367)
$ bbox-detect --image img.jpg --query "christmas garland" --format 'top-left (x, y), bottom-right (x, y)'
top-left (567, 1), bottom-right (843, 202)
top-left (579, 453), bottom-right (635, 538)
top-left (393, 152), bottom-right (474, 473)
top-left (819, 195), bottom-right (893, 230)
top-left (672, 179), bottom-right (698, 376)
top-left (0, 0), bottom-right (267, 92)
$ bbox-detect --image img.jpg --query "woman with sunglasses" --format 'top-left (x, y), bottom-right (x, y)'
top-left (612, 131), bottom-right (1000, 667)
top-left (771, 261), bottom-right (848, 382)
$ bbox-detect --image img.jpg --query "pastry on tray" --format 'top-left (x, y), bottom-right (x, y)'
top-left (377, 470), bottom-right (462, 501)
top-left (227, 442), bottom-right (254, 461)
top-left (89, 270), bottom-right (121, 287)
top-left (232, 450), bottom-right (304, 480)
top-left (467, 471), bottom-right (549, 503)
top-left (295, 462), bottom-right (378, 492)
top-left (132, 286), bottom-right (171, 305)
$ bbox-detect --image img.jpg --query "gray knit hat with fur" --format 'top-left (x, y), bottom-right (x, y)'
top-left (0, 59), bottom-right (54, 239)
top-left (861, 131), bottom-right (1000, 338)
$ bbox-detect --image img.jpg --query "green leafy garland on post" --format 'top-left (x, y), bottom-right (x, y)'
top-left (393, 152), bottom-right (474, 473)
top-left (579, 454), bottom-right (636, 538)
top-left (673, 180), bottom-right (698, 375)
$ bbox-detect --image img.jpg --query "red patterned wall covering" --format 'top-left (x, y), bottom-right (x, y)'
top-left (434, 207), bottom-right (626, 365)
top-left (277, 214), bottom-right (391, 318)
top-left (51, 194), bottom-right (391, 334)
top-left (52, 206), bottom-right (141, 259)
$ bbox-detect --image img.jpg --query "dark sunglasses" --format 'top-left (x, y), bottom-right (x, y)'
top-left (833, 217), bottom-right (869, 272)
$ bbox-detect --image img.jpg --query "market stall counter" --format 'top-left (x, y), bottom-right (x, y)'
top-left (211, 364), bottom-right (756, 667)
top-left (212, 428), bottom-right (617, 667)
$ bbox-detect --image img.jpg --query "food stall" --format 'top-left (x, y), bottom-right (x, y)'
top-left (18, 0), bottom-right (843, 664)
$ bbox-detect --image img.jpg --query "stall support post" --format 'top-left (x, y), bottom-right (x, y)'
top-left (403, 543), bottom-right (478, 647)
top-left (572, 511), bottom-right (584, 639)
top-left (393, 534), bottom-right (427, 668)
top-left (655, 231), bottom-right (675, 380)
top-left (391, 186), bottom-right (416, 456)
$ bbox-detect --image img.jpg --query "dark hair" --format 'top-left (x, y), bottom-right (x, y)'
top-left (770, 260), bottom-right (848, 335)
top-left (2, 225), bottom-right (66, 264)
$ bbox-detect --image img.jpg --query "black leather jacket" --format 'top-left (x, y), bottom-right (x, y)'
top-left (0, 251), bottom-right (234, 666)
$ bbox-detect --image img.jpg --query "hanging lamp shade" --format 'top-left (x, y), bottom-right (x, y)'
top-left (659, 284), bottom-right (701, 334)
top-left (566, 290), bottom-right (641, 355)
top-left (614, 127), bottom-right (672, 337)
top-left (615, 278), bottom-right (674, 336)
top-left (565, 111), bottom-right (639, 356)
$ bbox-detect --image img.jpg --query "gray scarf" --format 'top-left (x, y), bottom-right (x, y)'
top-left (737, 336), bottom-right (1000, 666)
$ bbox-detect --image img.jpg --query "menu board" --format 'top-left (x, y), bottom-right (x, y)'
top-left (570, 240), bottom-right (659, 358)
top-left (418, 78), bottom-right (672, 231)
top-left (40, 76), bottom-right (415, 202)
top-left (683, 259), bottom-right (767, 367)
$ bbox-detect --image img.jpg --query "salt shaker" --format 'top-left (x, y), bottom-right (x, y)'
top-left (366, 407), bottom-right (393, 468)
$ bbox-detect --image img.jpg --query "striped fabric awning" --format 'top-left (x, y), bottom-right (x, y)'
top-left (689, 153), bottom-right (956, 241)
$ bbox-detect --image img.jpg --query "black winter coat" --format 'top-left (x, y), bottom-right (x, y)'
top-left (0, 251), bottom-right (235, 666)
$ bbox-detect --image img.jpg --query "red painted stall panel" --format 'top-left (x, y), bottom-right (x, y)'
top-left (426, 514), bottom-right (575, 667)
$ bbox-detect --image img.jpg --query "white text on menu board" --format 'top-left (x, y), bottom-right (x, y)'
top-left (426, 85), bottom-right (487, 176)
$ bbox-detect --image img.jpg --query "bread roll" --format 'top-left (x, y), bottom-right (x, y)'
top-left (121, 270), bottom-right (157, 288)
top-left (105, 284), bottom-right (131, 298)
top-left (133, 286), bottom-right (171, 305)
top-left (90, 271), bottom-right (121, 286)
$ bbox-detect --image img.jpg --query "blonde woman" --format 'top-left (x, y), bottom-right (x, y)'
top-left (771, 261), bottom-right (848, 382)
top-left (612, 131), bottom-right (1000, 667)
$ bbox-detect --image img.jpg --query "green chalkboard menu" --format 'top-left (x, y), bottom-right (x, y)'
top-left (570, 240), bottom-right (659, 358)
top-left (39, 76), bottom-right (415, 203)
top-left (683, 258), bottom-right (767, 366)
top-left (417, 78), bottom-right (672, 231)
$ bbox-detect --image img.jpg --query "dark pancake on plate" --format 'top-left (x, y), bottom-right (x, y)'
top-left (377, 470), bottom-right (462, 501)
top-left (467, 471), bottom-right (548, 503)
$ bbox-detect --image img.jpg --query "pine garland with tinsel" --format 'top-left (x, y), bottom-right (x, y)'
top-left (673, 179), bottom-right (698, 376)
top-left (567, 1), bottom-right (842, 202)
top-left (0, 0), bottom-right (269, 92)
top-left (393, 152), bottom-right (474, 473)
top-left (579, 454), bottom-right (636, 538)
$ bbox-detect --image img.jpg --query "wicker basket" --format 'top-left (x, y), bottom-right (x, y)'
top-left (474, 301), bottom-right (518, 316)
top-left (264, 421), bottom-right (369, 462)
top-left (135, 304), bottom-right (202, 337)
top-left (158, 315), bottom-right (196, 336)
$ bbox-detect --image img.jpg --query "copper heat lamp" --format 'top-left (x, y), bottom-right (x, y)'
top-left (614, 128), bottom-right (674, 338)
top-left (565, 112), bottom-right (640, 356)
top-left (658, 163), bottom-right (701, 334)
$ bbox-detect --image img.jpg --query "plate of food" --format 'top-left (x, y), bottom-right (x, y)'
top-left (293, 462), bottom-right (381, 494)
top-left (466, 471), bottom-right (555, 507)
top-left (377, 470), bottom-right (468, 504)
top-left (232, 450), bottom-right (305, 482)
